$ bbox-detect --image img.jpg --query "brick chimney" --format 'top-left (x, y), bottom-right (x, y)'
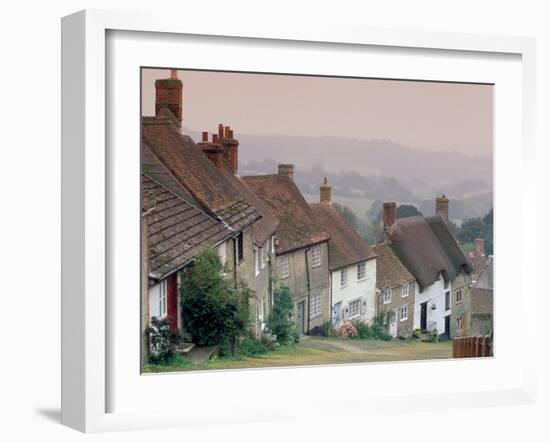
top-left (474, 238), bottom-right (485, 256)
top-left (197, 132), bottom-right (223, 170)
top-left (219, 125), bottom-right (239, 174)
top-left (278, 164), bottom-right (294, 181)
top-left (155, 69), bottom-right (183, 127)
top-left (435, 195), bottom-right (450, 224)
top-left (383, 202), bottom-right (397, 233)
top-left (320, 177), bottom-right (332, 203)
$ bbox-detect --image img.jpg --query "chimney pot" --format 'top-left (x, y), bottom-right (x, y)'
top-left (224, 126), bottom-right (231, 138)
top-left (155, 73), bottom-right (183, 127)
top-left (218, 123), bottom-right (224, 139)
top-left (320, 177), bottom-right (332, 203)
top-left (435, 194), bottom-right (450, 224)
top-left (278, 164), bottom-right (294, 181)
top-left (383, 202), bottom-right (397, 233)
top-left (212, 134), bottom-right (219, 143)
top-left (202, 131), bottom-right (208, 142)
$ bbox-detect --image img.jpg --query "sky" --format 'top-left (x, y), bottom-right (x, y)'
top-left (142, 68), bottom-right (493, 156)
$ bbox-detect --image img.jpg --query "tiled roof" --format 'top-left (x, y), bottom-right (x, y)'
top-left (310, 202), bottom-right (376, 270)
top-left (372, 242), bottom-right (415, 290)
top-left (142, 113), bottom-right (260, 231)
top-left (142, 172), bottom-right (233, 280)
top-left (388, 215), bottom-right (472, 291)
top-left (242, 174), bottom-right (329, 254)
top-left (218, 161), bottom-right (279, 245)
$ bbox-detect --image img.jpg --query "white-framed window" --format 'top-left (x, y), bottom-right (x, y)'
top-left (217, 241), bottom-right (227, 266)
top-left (311, 245), bottom-right (321, 267)
top-left (254, 248), bottom-right (260, 276)
top-left (455, 289), bottom-right (463, 304)
top-left (457, 316), bottom-right (464, 331)
top-left (382, 289), bottom-right (392, 304)
top-left (310, 293), bottom-right (322, 319)
top-left (400, 305), bottom-right (408, 321)
top-left (279, 255), bottom-right (290, 279)
top-left (401, 283), bottom-right (409, 298)
top-left (357, 262), bottom-right (366, 281)
top-left (340, 268), bottom-right (348, 287)
top-left (349, 299), bottom-right (361, 319)
top-left (158, 280), bottom-right (167, 318)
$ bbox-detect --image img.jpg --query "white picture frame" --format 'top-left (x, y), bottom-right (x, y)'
top-left (61, 9), bottom-right (537, 433)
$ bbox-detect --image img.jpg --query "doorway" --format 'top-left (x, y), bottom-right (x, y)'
top-left (444, 315), bottom-right (451, 340)
top-left (420, 301), bottom-right (428, 331)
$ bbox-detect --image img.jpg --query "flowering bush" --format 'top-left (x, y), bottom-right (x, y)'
top-left (335, 321), bottom-right (357, 338)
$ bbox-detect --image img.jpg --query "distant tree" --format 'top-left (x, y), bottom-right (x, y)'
top-left (396, 204), bottom-right (422, 219)
top-left (483, 208), bottom-right (494, 255)
top-left (366, 199), bottom-right (383, 221)
top-left (456, 217), bottom-right (486, 245)
top-left (333, 202), bottom-right (359, 231)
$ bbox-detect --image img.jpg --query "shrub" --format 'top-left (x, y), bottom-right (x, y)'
top-left (181, 250), bottom-right (250, 349)
top-left (413, 328), bottom-right (422, 339)
top-left (310, 321), bottom-right (334, 337)
top-left (335, 321), bottom-right (357, 338)
top-left (352, 320), bottom-right (371, 339)
top-left (239, 335), bottom-right (269, 356)
top-left (267, 286), bottom-right (297, 345)
top-left (147, 317), bottom-right (180, 364)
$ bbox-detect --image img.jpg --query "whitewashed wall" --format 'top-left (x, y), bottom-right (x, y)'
top-left (331, 259), bottom-right (377, 325)
top-left (413, 275), bottom-right (450, 334)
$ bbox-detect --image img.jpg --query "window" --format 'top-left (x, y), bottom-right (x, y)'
top-left (311, 245), bottom-right (321, 267)
top-left (310, 293), bottom-right (322, 319)
top-left (357, 262), bottom-right (367, 281)
top-left (279, 255), bottom-right (290, 279)
top-left (236, 233), bottom-right (244, 262)
top-left (382, 289), bottom-right (392, 304)
top-left (445, 291), bottom-right (451, 311)
top-left (349, 299), bottom-right (361, 319)
top-left (217, 242), bottom-right (227, 266)
top-left (401, 283), bottom-right (409, 298)
top-left (340, 268), bottom-right (348, 287)
top-left (455, 289), bottom-right (463, 304)
top-left (400, 305), bottom-right (408, 321)
top-left (457, 316), bottom-right (464, 332)
top-left (271, 235), bottom-right (276, 254)
top-left (158, 280), bottom-right (167, 318)
top-left (254, 248), bottom-right (260, 276)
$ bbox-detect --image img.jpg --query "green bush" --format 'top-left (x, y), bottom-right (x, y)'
top-left (267, 286), bottom-right (297, 345)
top-left (352, 320), bottom-right (371, 339)
top-left (181, 250), bottom-right (250, 349)
top-left (146, 317), bottom-right (180, 364)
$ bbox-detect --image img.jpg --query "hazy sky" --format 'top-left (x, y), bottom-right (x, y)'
top-left (142, 68), bottom-right (493, 156)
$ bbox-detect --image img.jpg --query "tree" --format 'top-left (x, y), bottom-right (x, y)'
top-left (396, 204), bottom-right (422, 219)
top-left (456, 217), bottom-right (486, 245)
top-left (181, 249), bottom-right (250, 348)
top-left (483, 208), bottom-right (494, 255)
top-left (267, 286), bottom-right (297, 345)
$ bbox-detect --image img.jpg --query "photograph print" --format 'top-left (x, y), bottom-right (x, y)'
top-left (140, 68), bottom-right (494, 373)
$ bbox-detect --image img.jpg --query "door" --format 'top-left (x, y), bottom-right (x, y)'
top-left (332, 302), bottom-right (342, 329)
top-left (444, 315), bottom-right (451, 340)
top-left (296, 301), bottom-right (305, 335)
top-left (420, 301), bottom-right (428, 331)
top-left (389, 310), bottom-right (398, 338)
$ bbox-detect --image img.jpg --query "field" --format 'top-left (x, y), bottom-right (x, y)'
top-left (143, 337), bottom-right (453, 373)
